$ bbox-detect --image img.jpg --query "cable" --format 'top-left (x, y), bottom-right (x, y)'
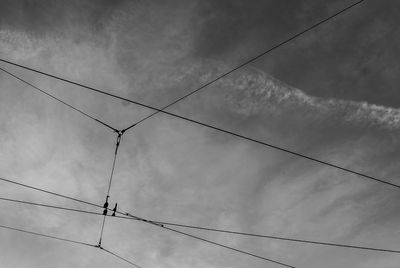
top-left (122, 0), bottom-right (366, 133)
top-left (99, 131), bottom-right (123, 245)
top-left (0, 2), bottom-right (392, 191)
top-left (99, 246), bottom-right (142, 268)
top-left (0, 223), bottom-right (96, 247)
top-left (0, 196), bottom-right (102, 216)
top-left (0, 176), bottom-right (103, 209)
top-left (121, 214), bottom-right (293, 267)
top-left (1, 65), bottom-right (397, 191)
top-left (160, 225), bottom-right (294, 268)
top-left (0, 222), bottom-right (141, 267)
top-left (0, 67), bottom-right (116, 132)
top-left (0, 177), bottom-right (292, 266)
top-left (2, 194), bottom-right (400, 255)
top-left (137, 219), bottom-right (400, 254)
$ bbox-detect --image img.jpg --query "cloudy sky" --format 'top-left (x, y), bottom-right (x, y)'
top-left (1, 0), bottom-right (400, 267)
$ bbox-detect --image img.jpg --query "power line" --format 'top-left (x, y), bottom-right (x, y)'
top-left (0, 2), bottom-right (394, 191)
top-left (0, 176), bottom-right (103, 209)
top-left (99, 246), bottom-right (142, 268)
top-left (0, 222), bottom-right (141, 267)
top-left (0, 177), bottom-right (294, 266)
top-left (137, 219), bottom-right (400, 254)
top-left (0, 223), bottom-right (96, 248)
top-left (122, 214), bottom-right (295, 267)
top-left (2, 194), bottom-right (400, 255)
top-left (0, 196), bottom-right (102, 216)
top-left (1, 67), bottom-right (398, 191)
top-left (162, 225), bottom-right (294, 268)
top-left (0, 67), bottom-right (116, 132)
top-left (99, 131), bottom-right (124, 246)
top-left (122, 0), bottom-right (366, 133)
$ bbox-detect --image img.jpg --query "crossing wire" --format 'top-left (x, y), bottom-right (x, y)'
top-left (99, 132), bottom-right (123, 246)
top-left (0, 223), bottom-right (96, 248)
top-left (0, 67), bottom-right (116, 132)
top-left (2, 195), bottom-right (400, 255)
top-left (0, 223), bottom-right (141, 267)
top-left (99, 246), bottom-right (142, 268)
top-left (0, 4), bottom-right (395, 190)
top-left (121, 0), bottom-right (366, 133)
top-left (0, 176), bottom-right (293, 266)
top-left (0, 185), bottom-right (400, 253)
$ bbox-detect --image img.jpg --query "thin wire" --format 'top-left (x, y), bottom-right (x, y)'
top-left (0, 197), bottom-right (102, 216)
top-left (122, 0), bottom-right (366, 133)
top-left (0, 2), bottom-right (392, 191)
top-left (99, 132), bottom-right (123, 245)
top-left (163, 225), bottom-right (294, 268)
top-left (0, 176), bottom-right (103, 209)
top-left (99, 246), bottom-right (142, 268)
top-left (0, 223), bottom-right (96, 247)
top-left (136, 218), bottom-right (400, 254)
top-left (0, 67), bottom-right (116, 132)
top-left (0, 177), bottom-right (293, 266)
top-left (1, 66), bottom-right (397, 191)
top-left (121, 214), bottom-right (293, 267)
top-left (2, 194), bottom-right (400, 255)
top-left (0, 221), bottom-right (141, 267)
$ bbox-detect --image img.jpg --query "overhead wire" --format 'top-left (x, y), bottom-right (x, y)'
top-left (121, 0), bottom-right (366, 133)
top-left (0, 223), bottom-right (96, 248)
top-left (99, 246), bottom-right (142, 268)
top-left (0, 176), bottom-right (102, 209)
top-left (0, 1), bottom-right (392, 265)
top-left (0, 196), bottom-right (102, 216)
top-left (0, 66), bottom-right (116, 132)
top-left (0, 3), bottom-right (394, 190)
top-left (0, 177), bottom-right (292, 266)
top-left (0, 223), bottom-right (141, 267)
top-left (98, 131), bottom-right (124, 246)
top-left (160, 225), bottom-right (294, 268)
top-left (2, 194), bottom-right (400, 255)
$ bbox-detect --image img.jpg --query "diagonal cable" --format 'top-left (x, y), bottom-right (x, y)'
top-left (161, 225), bottom-right (294, 268)
top-left (2, 194), bottom-right (400, 255)
top-left (0, 176), bottom-right (293, 266)
top-left (0, 223), bottom-right (96, 248)
top-left (99, 246), bottom-right (142, 268)
top-left (99, 131), bottom-right (123, 245)
top-left (0, 196), bottom-right (102, 216)
top-left (0, 176), bottom-right (102, 209)
top-left (0, 1), bottom-right (395, 191)
top-left (0, 66), bottom-right (116, 132)
top-left (121, 0), bottom-right (366, 133)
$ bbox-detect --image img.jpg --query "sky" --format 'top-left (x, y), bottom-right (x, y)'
top-left (0, 0), bottom-right (400, 267)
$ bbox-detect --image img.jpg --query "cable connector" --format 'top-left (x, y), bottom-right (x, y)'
top-left (112, 203), bottom-right (117, 216)
top-left (113, 129), bottom-right (125, 155)
top-left (103, 196), bottom-right (109, 215)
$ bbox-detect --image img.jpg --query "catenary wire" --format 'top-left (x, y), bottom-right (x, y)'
top-left (156, 225), bottom-right (294, 268)
top-left (0, 222), bottom-right (141, 267)
top-left (0, 196), bottom-right (103, 216)
top-left (0, 67), bottom-right (116, 132)
top-left (121, 0), bottom-right (366, 133)
top-left (0, 176), bottom-right (103, 209)
top-left (99, 133), bottom-right (123, 245)
top-left (0, 177), bottom-right (293, 266)
top-left (0, 223), bottom-right (96, 247)
top-left (0, 2), bottom-right (394, 190)
top-left (2, 195), bottom-right (400, 255)
top-left (0, 67), bottom-right (397, 190)
top-left (99, 246), bottom-right (142, 268)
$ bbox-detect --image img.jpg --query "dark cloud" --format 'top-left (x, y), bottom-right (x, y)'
top-left (0, 0), bottom-right (128, 38)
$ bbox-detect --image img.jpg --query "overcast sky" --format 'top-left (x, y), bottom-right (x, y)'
top-left (1, 0), bottom-right (400, 267)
